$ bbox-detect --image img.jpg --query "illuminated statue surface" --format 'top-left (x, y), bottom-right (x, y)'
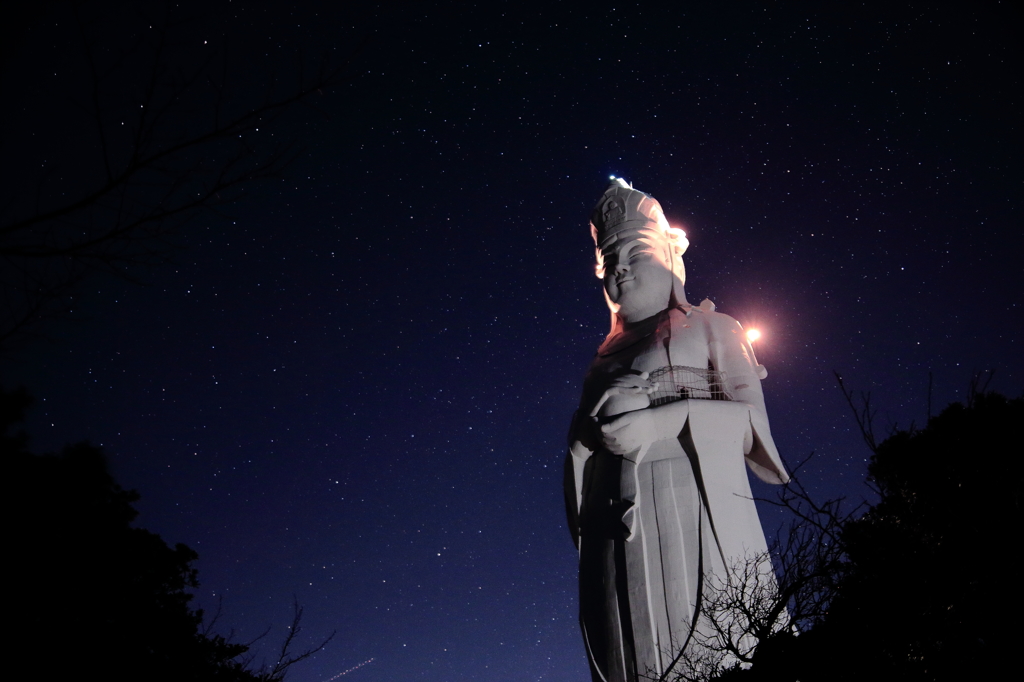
top-left (564, 180), bottom-right (789, 681)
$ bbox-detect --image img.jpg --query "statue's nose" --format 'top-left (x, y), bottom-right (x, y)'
top-left (615, 262), bottom-right (630, 274)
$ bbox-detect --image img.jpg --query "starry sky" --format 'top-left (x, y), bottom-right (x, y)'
top-left (5, 1), bottom-right (1020, 681)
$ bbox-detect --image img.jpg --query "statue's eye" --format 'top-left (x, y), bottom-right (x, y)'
top-left (623, 244), bottom-right (648, 262)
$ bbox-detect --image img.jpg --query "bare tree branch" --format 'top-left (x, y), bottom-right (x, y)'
top-left (833, 371), bottom-right (878, 453)
top-left (966, 369), bottom-right (995, 408)
top-left (655, 468), bottom-right (863, 682)
top-left (0, 1), bottom-right (368, 352)
top-left (247, 597), bottom-right (336, 682)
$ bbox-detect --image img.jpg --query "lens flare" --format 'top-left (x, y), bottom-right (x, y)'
top-left (746, 328), bottom-right (761, 343)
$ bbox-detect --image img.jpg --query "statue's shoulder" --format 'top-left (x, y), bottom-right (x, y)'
top-left (682, 299), bottom-right (743, 335)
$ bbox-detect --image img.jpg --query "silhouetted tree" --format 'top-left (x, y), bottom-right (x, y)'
top-left (3, 387), bottom-right (331, 681)
top-left (709, 385), bottom-right (1021, 681)
top-left (820, 388), bottom-right (1019, 680)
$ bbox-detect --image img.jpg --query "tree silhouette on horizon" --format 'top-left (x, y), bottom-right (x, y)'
top-left (708, 387), bottom-right (1021, 682)
top-left (4, 386), bottom-right (331, 681)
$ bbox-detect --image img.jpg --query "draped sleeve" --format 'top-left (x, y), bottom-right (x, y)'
top-left (702, 309), bottom-right (789, 484)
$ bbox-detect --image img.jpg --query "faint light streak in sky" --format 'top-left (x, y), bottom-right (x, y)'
top-left (322, 658), bottom-right (375, 681)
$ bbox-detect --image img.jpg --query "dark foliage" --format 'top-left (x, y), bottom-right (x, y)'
top-left (719, 391), bottom-right (1022, 681)
top-left (825, 390), bottom-right (1021, 679)
top-left (3, 387), bottom-right (261, 681)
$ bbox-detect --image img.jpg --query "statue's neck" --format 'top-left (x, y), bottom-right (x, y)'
top-left (599, 309), bottom-right (668, 356)
top-left (619, 310), bottom-right (665, 332)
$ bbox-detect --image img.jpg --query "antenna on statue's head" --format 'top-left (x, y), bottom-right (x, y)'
top-left (608, 175), bottom-right (632, 190)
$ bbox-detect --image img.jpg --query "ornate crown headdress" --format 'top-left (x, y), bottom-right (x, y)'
top-left (590, 177), bottom-right (689, 279)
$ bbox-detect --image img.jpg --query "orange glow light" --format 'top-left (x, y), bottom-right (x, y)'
top-left (746, 329), bottom-right (761, 343)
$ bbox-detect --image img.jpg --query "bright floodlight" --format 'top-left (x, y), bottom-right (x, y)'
top-left (746, 329), bottom-right (761, 343)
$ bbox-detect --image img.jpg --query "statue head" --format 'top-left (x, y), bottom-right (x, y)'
top-left (590, 178), bottom-right (689, 325)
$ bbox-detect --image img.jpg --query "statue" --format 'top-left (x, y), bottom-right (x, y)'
top-left (564, 179), bottom-right (790, 681)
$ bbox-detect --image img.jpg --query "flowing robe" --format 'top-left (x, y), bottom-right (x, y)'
top-left (564, 304), bottom-right (788, 682)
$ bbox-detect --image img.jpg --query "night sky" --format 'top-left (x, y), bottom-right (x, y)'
top-left (5, 2), bottom-right (1020, 681)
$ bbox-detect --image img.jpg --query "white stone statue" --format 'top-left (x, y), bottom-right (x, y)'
top-left (564, 179), bottom-right (789, 681)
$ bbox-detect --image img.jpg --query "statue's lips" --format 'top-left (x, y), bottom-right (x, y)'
top-left (615, 276), bottom-right (635, 285)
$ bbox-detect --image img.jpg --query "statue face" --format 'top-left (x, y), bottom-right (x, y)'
top-left (600, 227), bottom-right (676, 323)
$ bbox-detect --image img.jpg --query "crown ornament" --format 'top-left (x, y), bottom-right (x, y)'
top-left (590, 177), bottom-right (689, 279)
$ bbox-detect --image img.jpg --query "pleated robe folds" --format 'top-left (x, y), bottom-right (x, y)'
top-left (565, 305), bottom-right (788, 682)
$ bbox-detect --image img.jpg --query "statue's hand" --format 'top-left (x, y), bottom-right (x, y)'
top-left (590, 371), bottom-right (658, 418)
top-left (599, 400), bottom-right (689, 458)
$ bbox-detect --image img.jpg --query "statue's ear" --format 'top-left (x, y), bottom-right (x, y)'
top-left (603, 289), bottom-right (624, 336)
top-left (669, 265), bottom-right (688, 308)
